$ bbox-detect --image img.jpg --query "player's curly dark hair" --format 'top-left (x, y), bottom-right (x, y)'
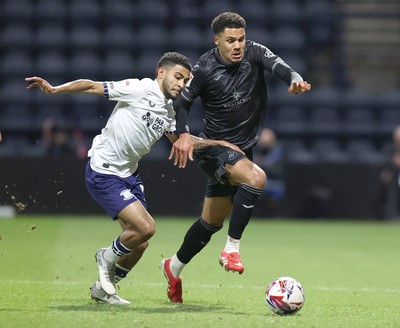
top-left (157, 52), bottom-right (192, 73)
top-left (211, 12), bottom-right (246, 35)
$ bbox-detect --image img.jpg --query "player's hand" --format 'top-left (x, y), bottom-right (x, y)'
top-left (169, 133), bottom-right (194, 168)
top-left (288, 81), bottom-right (311, 94)
top-left (25, 76), bottom-right (54, 94)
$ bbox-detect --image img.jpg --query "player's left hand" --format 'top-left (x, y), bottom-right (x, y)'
top-left (288, 81), bottom-right (311, 94)
top-left (169, 133), bottom-right (194, 168)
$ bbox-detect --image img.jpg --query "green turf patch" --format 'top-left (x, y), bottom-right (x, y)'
top-left (0, 216), bottom-right (399, 327)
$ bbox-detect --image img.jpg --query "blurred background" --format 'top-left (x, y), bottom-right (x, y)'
top-left (0, 0), bottom-right (399, 219)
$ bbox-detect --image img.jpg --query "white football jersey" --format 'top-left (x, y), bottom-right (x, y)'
top-left (88, 78), bottom-right (176, 177)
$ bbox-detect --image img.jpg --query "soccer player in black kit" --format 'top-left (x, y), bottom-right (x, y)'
top-left (162, 12), bottom-right (311, 303)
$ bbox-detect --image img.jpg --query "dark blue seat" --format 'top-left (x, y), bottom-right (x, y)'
top-left (35, 24), bottom-right (67, 49)
top-left (103, 25), bottom-right (134, 50)
top-left (274, 106), bottom-right (307, 135)
top-left (2, 0), bottom-right (34, 22)
top-left (0, 105), bottom-right (33, 132)
top-left (344, 107), bottom-right (376, 135)
top-left (103, 51), bottom-right (137, 80)
top-left (69, 51), bottom-right (103, 79)
top-left (35, 0), bottom-right (67, 23)
top-left (311, 138), bottom-right (349, 163)
top-left (346, 139), bottom-right (384, 164)
top-left (69, 0), bottom-right (101, 23)
top-left (136, 25), bottom-right (168, 51)
top-left (237, 0), bottom-right (271, 25)
top-left (103, 0), bottom-right (137, 23)
top-left (35, 50), bottom-right (68, 77)
top-left (69, 25), bottom-right (101, 50)
top-left (309, 107), bottom-right (341, 135)
top-left (1, 24), bottom-right (33, 49)
top-left (2, 51), bottom-right (33, 77)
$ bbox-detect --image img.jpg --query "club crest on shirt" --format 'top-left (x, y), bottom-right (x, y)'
top-left (239, 60), bottom-right (250, 72)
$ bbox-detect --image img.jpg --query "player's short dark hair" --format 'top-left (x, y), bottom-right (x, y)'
top-left (157, 52), bottom-right (192, 73)
top-left (211, 12), bottom-right (246, 35)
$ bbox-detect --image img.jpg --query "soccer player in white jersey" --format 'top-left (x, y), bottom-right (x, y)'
top-left (25, 52), bottom-right (241, 305)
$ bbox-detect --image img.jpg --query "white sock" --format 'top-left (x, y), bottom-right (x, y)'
top-left (103, 246), bottom-right (119, 263)
top-left (224, 235), bottom-right (240, 253)
top-left (170, 254), bottom-right (185, 278)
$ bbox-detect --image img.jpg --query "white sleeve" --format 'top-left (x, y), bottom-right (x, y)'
top-left (103, 79), bottom-right (146, 102)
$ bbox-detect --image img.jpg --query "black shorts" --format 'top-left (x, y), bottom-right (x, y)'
top-left (194, 145), bottom-right (252, 198)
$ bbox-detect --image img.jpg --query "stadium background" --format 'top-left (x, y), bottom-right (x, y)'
top-left (0, 0), bottom-right (399, 219)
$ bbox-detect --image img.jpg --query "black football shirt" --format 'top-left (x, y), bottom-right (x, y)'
top-left (175, 40), bottom-right (303, 150)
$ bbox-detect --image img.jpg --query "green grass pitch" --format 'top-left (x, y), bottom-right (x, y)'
top-left (0, 215), bottom-right (399, 328)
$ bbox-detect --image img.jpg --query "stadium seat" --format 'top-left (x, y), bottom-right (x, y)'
top-left (103, 0), bottom-right (137, 23)
top-left (69, 51), bottom-right (103, 80)
top-left (245, 26), bottom-right (273, 46)
top-left (237, 0), bottom-right (271, 25)
top-left (2, 0), bottom-right (34, 22)
top-left (170, 25), bottom-right (205, 52)
top-left (0, 78), bottom-right (33, 105)
top-left (136, 52), bottom-right (162, 78)
top-left (35, 50), bottom-right (68, 77)
top-left (136, 0), bottom-right (170, 23)
top-left (35, 0), bottom-right (67, 23)
top-left (1, 24), bottom-right (33, 49)
top-left (103, 25), bottom-right (135, 51)
top-left (345, 139), bottom-right (384, 164)
top-left (274, 106), bottom-right (307, 135)
top-left (379, 108), bottom-right (400, 135)
top-left (309, 107), bottom-right (341, 135)
top-left (0, 135), bottom-right (32, 157)
top-left (283, 139), bottom-right (316, 163)
top-left (343, 107), bottom-right (376, 135)
top-left (271, 0), bottom-right (303, 25)
top-left (307, 86), bottom-right (341, 109)
top-left (0, 105), bottom-right (33, 132)
top-left (103, 51), bottom-right (137, 80)
top-left (136, 25), bottom-right (169, 52)
top-left (311, 138), bottom-right (349, 163)
top-left (69, 0), bottom-right (101, 23)
top-left (69, 25), bottom-right (101, 50)
top-left (1, 51), bottom-right (33, 77)
top-left (34, 24), bottom-right (68, 50)
top-left (201, 0), bottom-right (236, 20)
top-left (271, 27), bottom-right (306, 52)
top-left (342, 88), bottom-right (378, 110)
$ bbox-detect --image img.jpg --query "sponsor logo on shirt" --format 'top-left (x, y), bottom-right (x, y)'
top-left (149, 101), bottom-right (155, 108)
top-left (222, 88), bottom-right (251, 109)
top-left (142, 112), bottom-right (165, 133)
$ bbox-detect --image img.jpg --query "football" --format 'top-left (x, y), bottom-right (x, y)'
top-left (265, 276), bottom-right (305, 315)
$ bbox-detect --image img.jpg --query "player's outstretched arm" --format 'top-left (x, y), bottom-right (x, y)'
top-left (166, 134), bottom-right (243, 168)
top-left (25, 76), bottom-right (104, 95)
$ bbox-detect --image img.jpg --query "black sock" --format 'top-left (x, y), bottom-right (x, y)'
top-left (228, 184), bottom-right (263, 239)
top-left (177, 217), bottom-right (222, 264)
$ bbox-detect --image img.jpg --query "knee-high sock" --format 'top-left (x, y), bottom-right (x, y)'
top-left (176, 217), bottom-right (222, 264)
top-left (228, 184), bottom-right (263, 239)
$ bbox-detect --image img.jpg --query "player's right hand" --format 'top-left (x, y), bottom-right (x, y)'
top-left (25, 76), bottom-right (54, 94)
top-left (169, 133), bottom-right (194, 168)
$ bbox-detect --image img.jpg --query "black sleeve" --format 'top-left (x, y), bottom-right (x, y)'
top-left (174, 95), bottom-right (191, 134)
top-left (253, 42), bottom-right (303, 85)
top-left (174, 62), bottom-right (206, 135)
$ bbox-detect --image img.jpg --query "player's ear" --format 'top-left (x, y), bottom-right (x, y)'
top-left (214, 35), bottom-right (219, 46)
top-left (157, 67), bottom-right (165, 78)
